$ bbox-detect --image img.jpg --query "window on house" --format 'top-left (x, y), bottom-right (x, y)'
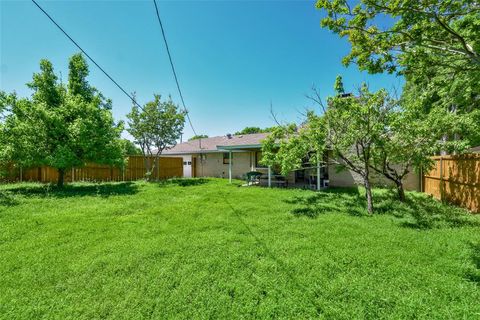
top-left (223, 152), bottom-right (231, 164)
top-left (255, 151), bottom-right (267, 168)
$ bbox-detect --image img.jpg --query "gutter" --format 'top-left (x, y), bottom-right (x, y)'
top-left (216, 144), bottom-right (263, 151)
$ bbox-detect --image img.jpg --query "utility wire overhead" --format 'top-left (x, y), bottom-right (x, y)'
top-left (152, 0), bottom-right (198, 137)
top-left (31, 0), bottom-right (143, 110)
top-left (32, 0), bottom-right (198, 139)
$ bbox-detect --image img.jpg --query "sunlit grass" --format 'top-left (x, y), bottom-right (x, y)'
top-left (1, 179), bottom-right (479, 319)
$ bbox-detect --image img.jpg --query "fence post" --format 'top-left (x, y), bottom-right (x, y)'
top-left (19, 166), bottom-right (23, 182)
top-left (439, 157), bottom-right (444, 202)
top-left (419, 168), bottom-right (423, 192)
top-left (72, 168), bottom-right (75, 182)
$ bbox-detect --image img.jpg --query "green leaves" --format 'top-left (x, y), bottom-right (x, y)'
top-left (234, 126), bottom-right (275, 135)
top-left (261, 116), bottom-right (325, 176)
top-left (126, 94), bottom-right (185, 180)
top-left (316, 0), bottom-right (480, 158)
top-left (27, 59), bottom-right (63, 108)
top-left (316, 0), bottom-right (480, 75)
top-left (120, 139), bottom-right (142, 155)
top-left (0, 53), bottom-right (125, 185)
top-left (126, 94), bottom-right (185, 161)
top-left (68, 53), bottom-right (94, 101)
top-left (188, 134), bottom-right (209, 141)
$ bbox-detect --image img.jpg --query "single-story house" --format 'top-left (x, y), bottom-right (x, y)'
top-left (162, 133), bottom-right (290, 186)
top-left (162, 133), bottom-right (421, 191)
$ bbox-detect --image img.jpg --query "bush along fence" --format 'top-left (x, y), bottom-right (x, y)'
top-left (1, 156), bottom-right (183, 183)
top-left (423, 154), bottom-right (480, 213)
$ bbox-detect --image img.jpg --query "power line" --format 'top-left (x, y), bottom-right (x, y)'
top-left (31, 0), bottom-right (143, 110)
top-left (32, 0), bottom-right (197, 140)
top-left (152, 0), bottom-right (198, 137)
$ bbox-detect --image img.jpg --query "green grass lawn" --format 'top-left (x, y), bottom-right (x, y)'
top-left (1, 178), bottom-right (480, 319)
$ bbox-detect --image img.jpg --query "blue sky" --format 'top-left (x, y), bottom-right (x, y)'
top-left (1, 0), bottom-right (403, 140)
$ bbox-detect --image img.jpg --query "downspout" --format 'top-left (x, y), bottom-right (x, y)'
top-left (229, 150), bottom-right (232, 183)
top-left (268, 166), bottom-right (271, 188)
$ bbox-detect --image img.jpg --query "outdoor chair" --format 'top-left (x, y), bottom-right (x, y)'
top-left (245, 171), bottom-right (262, 185)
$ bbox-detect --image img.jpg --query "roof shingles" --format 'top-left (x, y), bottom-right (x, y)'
top-left (163, 133), bottom-right (269, 154)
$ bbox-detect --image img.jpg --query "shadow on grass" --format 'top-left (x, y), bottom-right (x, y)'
top-left (159, 178), bottom-right (210, 187)
top-left (291, 207), bottom-right (323, 218)
top-left (285, 187), bottom-right (480, 229)
top-left (0, 182), bottom-right (138, 205)
top-left (465, 242), bottom-right (480, 284)
top-left (0, 191), bottom-right (20, 207)
top-left (285, 188), bottom-right (367, 218)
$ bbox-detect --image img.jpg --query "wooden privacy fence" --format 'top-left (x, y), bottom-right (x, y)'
top-left (423, 154), bottom-right (480, 213)
top-left (5, 156), bottom-right (183, 183)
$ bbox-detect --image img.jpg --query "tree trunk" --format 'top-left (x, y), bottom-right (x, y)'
top-left (150, 158), bottom-right (157, 181)
top-left (395, 180), bottom-right (406, 202)
top-left (364, 177), bottom-right (374, 214)
top-left (143, 156), bottom-right (151, 181)
top-left (363, 159), bottom-right (374, 214)
top-left (57, 168), bottom-right (65, 188)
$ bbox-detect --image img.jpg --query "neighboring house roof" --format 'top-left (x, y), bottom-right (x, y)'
top-left (469, 146), bottom-right (480, 153)
top-left (163, 133), bottom-right (269, 155)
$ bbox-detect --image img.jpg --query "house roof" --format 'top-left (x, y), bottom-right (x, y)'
top-left (163, 133), bottom-right (269, 155)
top-left (469, 145), bottom-right (480, 153)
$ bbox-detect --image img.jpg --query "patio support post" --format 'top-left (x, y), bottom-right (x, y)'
top-left (317, 152), bottom-right (321, 191)
top-left (229, 151), bottom-right (232, 183)
top-left (268, 166), bottom-right (271, 188)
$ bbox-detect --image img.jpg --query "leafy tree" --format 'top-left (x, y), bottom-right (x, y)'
top-left (0, 54), bottom-right (125, 187)
top-left (401, 70), bottom-right (480, 146)
top-left (127, 95), bottom-right (185, 180)
top-left (0, 96), bottom-right (39, 166)
top-left (68, 54), bottom-right (94, 101)
top-left (261, 114), bottom-right (325, 176)
top-left (188, 134), bottom-right (208, 141)
top-left (0, 93), bottom-right (43, 176)
top-left (262, 80), bottom-right (476, 206)
top-left (121, 139), bottom-right (142, 155)
top-left (324, 84), bottom-right (394, 213)
top-left (369, 96), bottom-right (476, 202)
top-left (234, 126), bottom-right (275, 135)
top-left (263, 83), bottom-right (390, 214)
top-left (316, 0), bottom-right (480, 75)
top-left (316, 0), bottom-right (480, 145)
top-left (262, 125), bottom-right (304, 175)
top-left (235, 127), bottom-right (262, 135)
